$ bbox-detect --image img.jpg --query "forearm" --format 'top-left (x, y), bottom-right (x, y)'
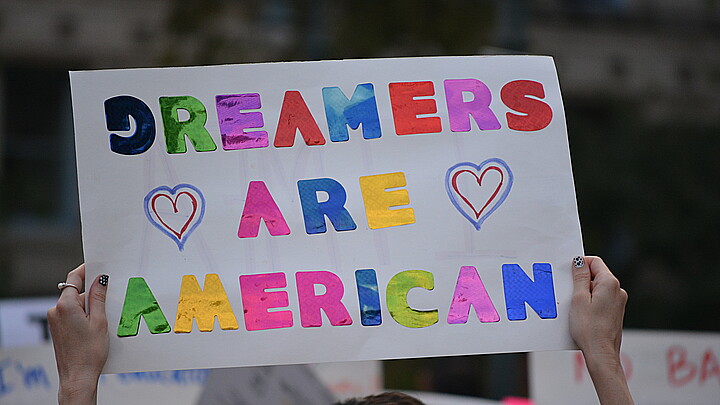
top-left (58, 377), bottom-right (99, 405)
top-left (583, 349), bottom-right (634, 405)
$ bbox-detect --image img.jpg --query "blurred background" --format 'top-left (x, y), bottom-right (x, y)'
top-left (0, 0), bottom-right (718, 401)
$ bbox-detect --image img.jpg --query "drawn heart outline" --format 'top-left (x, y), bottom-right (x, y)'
top-left (143, 183), bottom-right (205, 251)
top-left (445, 158), bottom-right (514, 230)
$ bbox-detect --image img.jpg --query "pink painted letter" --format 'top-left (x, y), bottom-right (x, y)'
top-left (239, 273), bottom-right (293, 331)
top-left (444, 79), bottom-right (501, 132)
top-left (447, 266), bottom-right (500, 324)
top-left (238, 181), bottom-right (291, 238)
top-left (296, 271), bottom-right (353, 327)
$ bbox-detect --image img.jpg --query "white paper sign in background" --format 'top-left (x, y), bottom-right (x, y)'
top-left (71, 56), bottom-right (583, 373)
top-left (529, 330), bottom-right (720, 405)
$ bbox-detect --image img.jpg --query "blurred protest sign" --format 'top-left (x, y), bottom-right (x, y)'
top-left (529, 330), bottom-right (720, 404)
top-left (0, 297), bottom-right (56, 348)
top-left (0, 344), bottom-right (207, 405)
top-left (70, 55), bottom-right (582, 373)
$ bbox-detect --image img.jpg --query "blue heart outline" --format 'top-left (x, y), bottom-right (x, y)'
top-left (143, 183), bottom-right (206, 251)
top-left (445, 158), bottom-right (514, 231)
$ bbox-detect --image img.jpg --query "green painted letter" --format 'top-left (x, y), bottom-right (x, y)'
top-left (160, 96), bottom-right (217, 153)
top-left (117, 277), bottom-right (171, 337)
top-left (386, 270), bottom-right (438, 328)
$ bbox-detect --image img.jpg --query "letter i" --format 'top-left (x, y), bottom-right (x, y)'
top-left (355, 269), bottom-right (382, 326)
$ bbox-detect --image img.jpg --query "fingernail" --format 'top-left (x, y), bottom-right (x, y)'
top-left (573, 256), bottom-right (585, 268)
top-left (99, 274), bottom-right (109, 286)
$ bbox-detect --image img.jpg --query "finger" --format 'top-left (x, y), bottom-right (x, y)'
top-left (585, 256), bottom-right (611, 279)
top-left (87, 274), bottom-right (108, 322)
top-left (60, 264), bottom-right (86, 298)
top-left (587, 256), bottom-right (620, 287)
top-left (571, 255), bottom-right (591, 298)
top-left (78, 291), bottom-right (87, 311)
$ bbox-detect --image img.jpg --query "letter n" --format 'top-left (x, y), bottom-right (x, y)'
top-left (502, 263), bottom-right (557, 320)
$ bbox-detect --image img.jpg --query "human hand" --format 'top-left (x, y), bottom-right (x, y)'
top-left (47, 264), bottom-right (109, 405)
top-left (570, 256), bottom-right (628, 357)
top-left (569, 256), bottom-right (633, 404)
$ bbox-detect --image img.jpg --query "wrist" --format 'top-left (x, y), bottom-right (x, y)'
top-left (59, 376), bottom-right (99, 405)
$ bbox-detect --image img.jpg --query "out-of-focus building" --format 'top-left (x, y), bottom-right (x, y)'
top-left (525, 0), bottom-right (720, 125)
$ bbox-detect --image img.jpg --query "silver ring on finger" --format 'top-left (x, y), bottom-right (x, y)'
top-left (57, 282), bottom-right (81, 293)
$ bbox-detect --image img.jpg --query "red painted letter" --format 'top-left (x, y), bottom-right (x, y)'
top-left (389, 81), bottom-right (442, 135)
top-left (500, 80), bottom-right (553, 131)
top-left (274, 91), bottom-right (326, 147)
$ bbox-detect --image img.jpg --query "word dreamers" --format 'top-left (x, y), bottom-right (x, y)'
top-left (104, 79), bottom-right (553, 155)
top-left (117, 263), bottom-right (557, 337)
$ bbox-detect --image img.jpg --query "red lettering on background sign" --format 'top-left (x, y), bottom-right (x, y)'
top-left (667, 345), bottom-right (720, 387)
top-left (667, 345), bottom-right (697, 387)
top-left (700, 348), bottom-right (720, 385)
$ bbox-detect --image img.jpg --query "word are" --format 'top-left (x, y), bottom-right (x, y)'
top-left (117, 263), bottom-right (558, 337)
top-left (105, 79), bottom-right (553, 155)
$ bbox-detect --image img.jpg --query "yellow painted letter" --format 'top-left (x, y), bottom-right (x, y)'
top-left (174, 274), bottom-right (239, 333)
top-left (359, 172), bottom-right (415, 229)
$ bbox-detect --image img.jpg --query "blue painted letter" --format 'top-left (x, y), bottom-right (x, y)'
top-left (502, 263), bottom-right (557, 320)
top-left (322, 83), bottom-right (381, 142)
top-left (355, 269), bottom-right (382, 326)
top-left (105, 95), bottom-right (155, 155)
top-left (297, 178), bottom-right (357, 234)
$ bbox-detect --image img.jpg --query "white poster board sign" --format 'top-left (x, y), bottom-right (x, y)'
top-left (70, 55), bottom-right (582, 374)
top-left (529, 330), bottom-right (720, 405)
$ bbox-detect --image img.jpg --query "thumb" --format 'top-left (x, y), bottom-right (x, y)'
top-left (571, 256), bottom-right (591, 297)
top-left (88, 274), bottom-right (108, 322)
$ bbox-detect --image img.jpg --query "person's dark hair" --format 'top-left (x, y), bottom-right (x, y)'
top-left (333, 391), bottom-right (425, 405)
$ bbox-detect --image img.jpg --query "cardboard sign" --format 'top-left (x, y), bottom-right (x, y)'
top-left (529, 330), bottom-right (720, 404)
top-left (70, 55), bottom-right (583, 373)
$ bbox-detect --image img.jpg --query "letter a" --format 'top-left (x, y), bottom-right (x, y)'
top-left (117, 277), bottom-right (171, 337)
top-left (238, 181), bottom-right (291, 238)
top-left (447, 266), bottom-right (499, 324)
